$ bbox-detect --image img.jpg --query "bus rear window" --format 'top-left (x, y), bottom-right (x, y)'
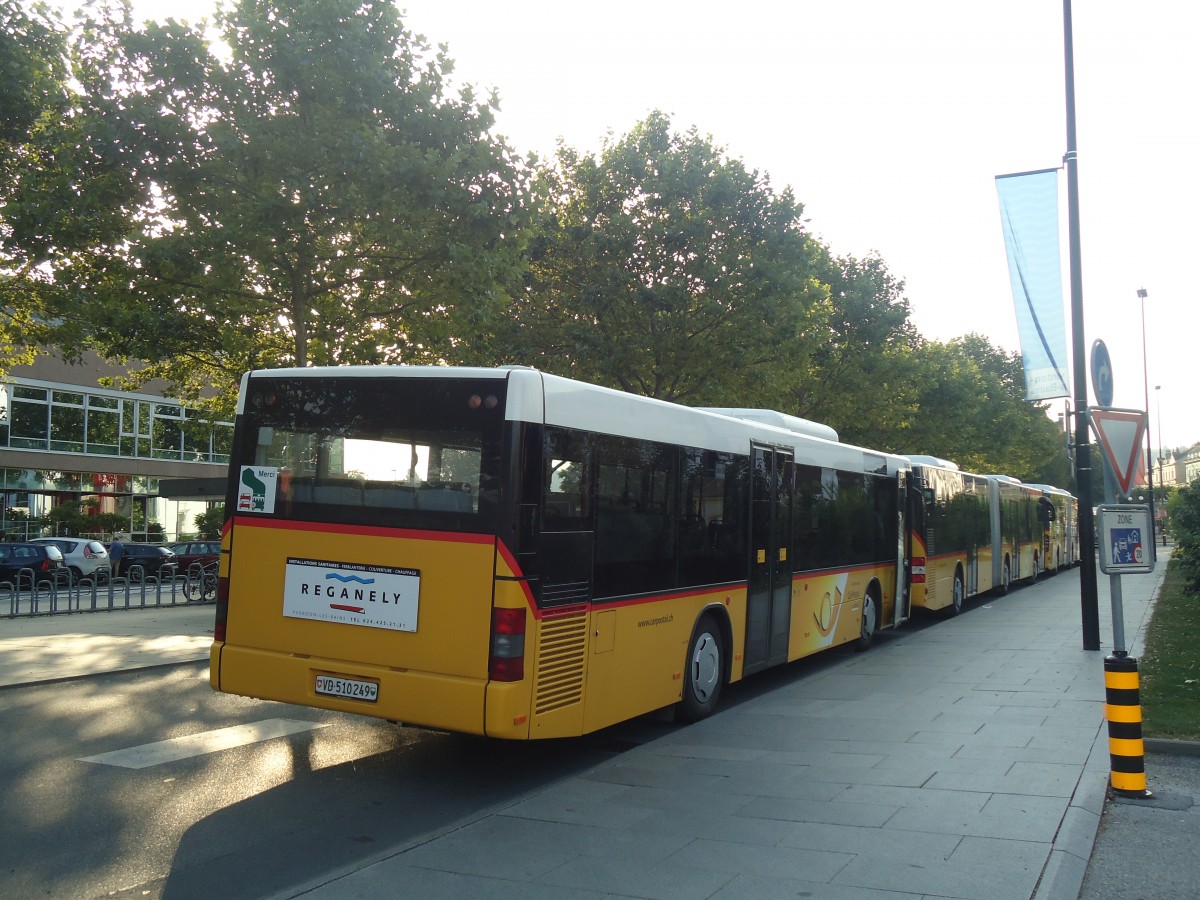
top-left (236, 376), bottom-right (505, 531)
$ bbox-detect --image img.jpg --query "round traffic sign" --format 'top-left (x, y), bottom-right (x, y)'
top-left (1091, 339), bottom-right (1114, 407)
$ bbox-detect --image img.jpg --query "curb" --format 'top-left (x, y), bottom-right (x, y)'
top-left (0, 655), bottom-right (209, 692)
top-left (1034, 769), bottom-right (1110, 900)
top-left (1144, 737), bottom-right (1200, 758)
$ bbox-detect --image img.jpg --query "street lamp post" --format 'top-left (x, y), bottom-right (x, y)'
top-left (1156, 384), bottom-right (1166, 545)
top-left (1065, 0), bottom-right (1101, 650)
top-left (1138, 288), bottom-right (1156, 560)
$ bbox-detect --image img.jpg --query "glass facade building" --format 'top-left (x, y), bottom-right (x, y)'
top-left (1, 358), bottom-right (232, 542)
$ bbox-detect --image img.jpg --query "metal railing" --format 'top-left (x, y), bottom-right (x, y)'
top-left (1, 562), bottom-right (217, 618)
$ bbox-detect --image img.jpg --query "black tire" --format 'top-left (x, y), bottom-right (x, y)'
top-left (680, 614), bottom-right (724, 722)
top-left (946, 569), bottom-right (965, 617)
top-left (855, 588), bottom-right (880, 651)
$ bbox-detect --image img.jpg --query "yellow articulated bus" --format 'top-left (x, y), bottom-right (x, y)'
top-left (210, 366), bottom-right (911, 739)
top-left (1027, 483), bottom-right (1081, 573)
top-left (989, 474), bottom-right (1049, 585)
top-left (906, 458), bottom-right (1077, 615)
top-left (905, 456), bottom-right (996, 615)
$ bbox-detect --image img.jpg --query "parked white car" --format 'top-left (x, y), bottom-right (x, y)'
top-left (28, 538), bottom-right (111, 581)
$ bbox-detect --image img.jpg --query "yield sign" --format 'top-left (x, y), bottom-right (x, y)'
top-left (1089, 407), bottom-right (1147, 496)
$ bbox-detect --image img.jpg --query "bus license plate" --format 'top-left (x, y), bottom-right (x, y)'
top-left (315, 674), bottom-right (379, 702)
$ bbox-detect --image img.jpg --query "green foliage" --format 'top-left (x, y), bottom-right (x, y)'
top-left (45, 499), bottom-right (96, 536)
top-left (1166, 480), bottom-right (1200, 589)
top-left (491, 111), bottom-right (828, 404)
top-left (5, 0), bottom-right (532, 417)
top-left (7, 499), bottom-right (123, 538)
top-left (92, 512), bottom-right (128, 537)
top-left (0, 0), bottom-right (71, 375)
top-left (1140, 559), bottom-right (1200, 740)
top-left (0, 0), bottom-right (69, 171)
top-left (788, 250), bottom-right (920, 447)
top-left (194, 505), bottom-right (226, 540)
top-left (890, 334), bottom-right (1070, 487)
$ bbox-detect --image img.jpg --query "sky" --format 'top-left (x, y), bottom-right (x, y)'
top-left (58, 0), bottom-right (1200, 451)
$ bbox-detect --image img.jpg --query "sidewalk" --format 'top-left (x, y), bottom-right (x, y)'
top-left (0, 558), bottom-right (1175, 899)
top-left (0, 603), bottom-right (213, 687)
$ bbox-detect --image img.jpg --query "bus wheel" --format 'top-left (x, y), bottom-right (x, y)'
top-left (855, 588), bottom-right (879, 652)
top-left (681, 614), bottom-right (724, 722)
top-left (946, 569), bottom-right (965, 617)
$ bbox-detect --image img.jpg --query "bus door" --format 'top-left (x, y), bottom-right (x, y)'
top-left (905, 472), bottom-right (926, 610)
top-left (966, 483), bottom-right (982, 595)
top-left (744, 445), bottom-right (793, 675)
top-left (895, 470), bottom-right (910, 626)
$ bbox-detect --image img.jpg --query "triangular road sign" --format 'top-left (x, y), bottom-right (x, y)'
top-left (1089, 407), bottom-right (1147, 497)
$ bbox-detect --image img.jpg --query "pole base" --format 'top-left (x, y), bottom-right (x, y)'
top-left (1110, 784), bottom-right (1153, 800)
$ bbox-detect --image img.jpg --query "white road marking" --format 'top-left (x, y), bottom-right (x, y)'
top-left (78, 718), bottom-right (330, 769)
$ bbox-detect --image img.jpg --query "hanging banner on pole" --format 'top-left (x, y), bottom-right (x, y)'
top-left (996, 168), bottom-right (1070, 401)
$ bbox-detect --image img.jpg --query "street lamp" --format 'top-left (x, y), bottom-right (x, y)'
top-left (1138, 288), bottom-right (1156, 560)
top-left (1156, 385), bottom-right (1163, 477)
top-left (1156, 384), bottom-right (1166, 545)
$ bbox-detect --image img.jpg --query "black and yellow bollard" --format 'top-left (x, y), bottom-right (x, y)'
top-left (1104, 654), bottom-right (1150, 796)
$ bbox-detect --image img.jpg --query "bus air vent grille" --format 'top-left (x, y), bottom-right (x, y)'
top-left (540, 579), bottom-right (590, 605)
top-left (535, 612), bottom-right (587, 714)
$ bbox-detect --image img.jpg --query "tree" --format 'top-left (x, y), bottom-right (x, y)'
top-left (894, 334), bottom-right (1071, 486)
top-left (0, 0), bottom-right (71, 375)
top-left (785, 250), bottom-right (921, 448)
top-left (490, 112), bottom-right (829, 404)
top-left (1167, 478), bottom-right (1200, 589)
top-left (5, 0), bottom-right (532, 415)
top-left (194, 504), bottom-right (225, 540)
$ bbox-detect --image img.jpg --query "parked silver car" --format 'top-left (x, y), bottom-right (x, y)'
top-left (29, 537), bottom-right (111, 581)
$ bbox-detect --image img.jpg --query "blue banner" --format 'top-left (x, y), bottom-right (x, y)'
top-left (995, 169), bottom-right (1070, 401)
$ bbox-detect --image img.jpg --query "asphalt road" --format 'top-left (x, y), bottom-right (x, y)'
top-left (0, 661), bottom-right (668, 900)
top-left (1080, 750), bottom-right (1200, 900)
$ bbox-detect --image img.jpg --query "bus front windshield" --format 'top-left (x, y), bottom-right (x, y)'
top-left (236, 375), bottom-right (506, 532)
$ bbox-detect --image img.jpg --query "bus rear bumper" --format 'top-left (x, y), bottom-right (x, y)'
top-left (211, 642), bottom-right (491, 736)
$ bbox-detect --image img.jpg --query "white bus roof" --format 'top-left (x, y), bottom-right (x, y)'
top-left (696, 408), bottom-right (838, 442)
top-left (239, 366), bottom-right (907, 476)
top-left (904, 455), bottom-right (960, 471)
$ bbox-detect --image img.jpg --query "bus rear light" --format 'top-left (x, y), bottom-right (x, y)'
top-left (213, 575), bottom-right (230, 642)
top-left (911, 558), bottom-right (927, 584)
top-left (489, 607), bottom-right (526, 682)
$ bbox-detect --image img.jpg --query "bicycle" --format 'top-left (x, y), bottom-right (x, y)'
top-left (184, 561), bottom-right (218, 602)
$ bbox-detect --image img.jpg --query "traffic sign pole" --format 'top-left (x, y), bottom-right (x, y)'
top-left (1095, 503), bottom-right (1154, 798)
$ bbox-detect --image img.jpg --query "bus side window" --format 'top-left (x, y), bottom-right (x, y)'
top-left (362, 484), bottom-right (417, 509)
top-left (542, 427), bottom-right (592, 531)
top-left (417, 484), bottom-right (472, 512)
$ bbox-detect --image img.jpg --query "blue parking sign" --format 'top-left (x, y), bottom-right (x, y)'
top-left (1097, 505), bottom-right (1155, 574)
